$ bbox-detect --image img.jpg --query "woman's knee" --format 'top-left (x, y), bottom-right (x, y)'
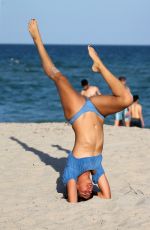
top-left (122, 92), bottom-right (133, 108)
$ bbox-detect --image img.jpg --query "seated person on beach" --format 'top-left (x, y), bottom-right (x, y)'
top-left (28, 19), bottom-right (133, 203)
top-left (114, 76), bottom-right (131, 127)
top-left (81, 79), bottom-right (101, 98)
top-left (129, 95), bottom-right (144, 128)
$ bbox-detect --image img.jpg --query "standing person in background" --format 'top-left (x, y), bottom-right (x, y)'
top-left (130, 95), bottom-right (144, 128)
top-left (114, 76), bottom-right (131, 127)
top-left (81, 79), bottom-right (101, 98)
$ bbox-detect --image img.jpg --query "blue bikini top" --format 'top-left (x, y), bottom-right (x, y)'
top-left (68, 99), bottom-right (104, 125)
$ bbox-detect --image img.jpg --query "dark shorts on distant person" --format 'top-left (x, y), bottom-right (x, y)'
top-left (130, 118), bottom-right (142, 128)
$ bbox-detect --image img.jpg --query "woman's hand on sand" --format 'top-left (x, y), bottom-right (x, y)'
top-left (28, 19), bottom-right (41, 42)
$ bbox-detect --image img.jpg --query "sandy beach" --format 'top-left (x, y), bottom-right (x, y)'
top-left (0, 123), bottom-right (150, 230)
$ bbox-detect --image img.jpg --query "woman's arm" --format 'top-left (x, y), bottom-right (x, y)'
top-left (67, 180), bottom-right (78, 203)
top-left (97, 174), bottom-right (111, 199)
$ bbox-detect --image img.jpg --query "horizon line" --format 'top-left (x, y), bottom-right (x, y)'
top-left (0, 43), bottom-right (150, 46)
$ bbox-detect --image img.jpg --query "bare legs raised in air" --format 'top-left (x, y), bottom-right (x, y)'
top-left (28, 19), bottom-right (133, 203)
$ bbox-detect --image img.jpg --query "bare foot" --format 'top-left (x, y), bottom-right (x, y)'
top-left (28, 19), bottom-right (41, 42)
top-left (88, 45), bottom-right (102, 72)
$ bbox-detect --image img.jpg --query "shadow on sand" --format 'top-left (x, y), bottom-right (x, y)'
top-left (10, 137), bottom-right (69, 197)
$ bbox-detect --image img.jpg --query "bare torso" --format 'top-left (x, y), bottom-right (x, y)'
top-left (71, 112), bottom-right (104, 158)
top-left (130, 103), bottom-right (141, 119)
top-left (81, 86), bottom-right (101, 98)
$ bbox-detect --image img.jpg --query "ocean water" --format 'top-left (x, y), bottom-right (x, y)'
top-left (0, 44), bottom-right (150, 127)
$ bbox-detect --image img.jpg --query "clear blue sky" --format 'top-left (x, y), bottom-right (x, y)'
top-left (0, 0), bottom-right (150, 45)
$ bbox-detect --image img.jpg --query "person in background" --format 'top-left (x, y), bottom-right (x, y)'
top-left (114, 76), bottom-right (131, 127)
top-left (129, 95), bottom-right (144, 128)
top-left (81, 79), bottom-right (101, 98)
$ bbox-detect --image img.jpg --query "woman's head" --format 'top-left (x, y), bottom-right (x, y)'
top-left (76, 171), bottom-right (93, 200)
